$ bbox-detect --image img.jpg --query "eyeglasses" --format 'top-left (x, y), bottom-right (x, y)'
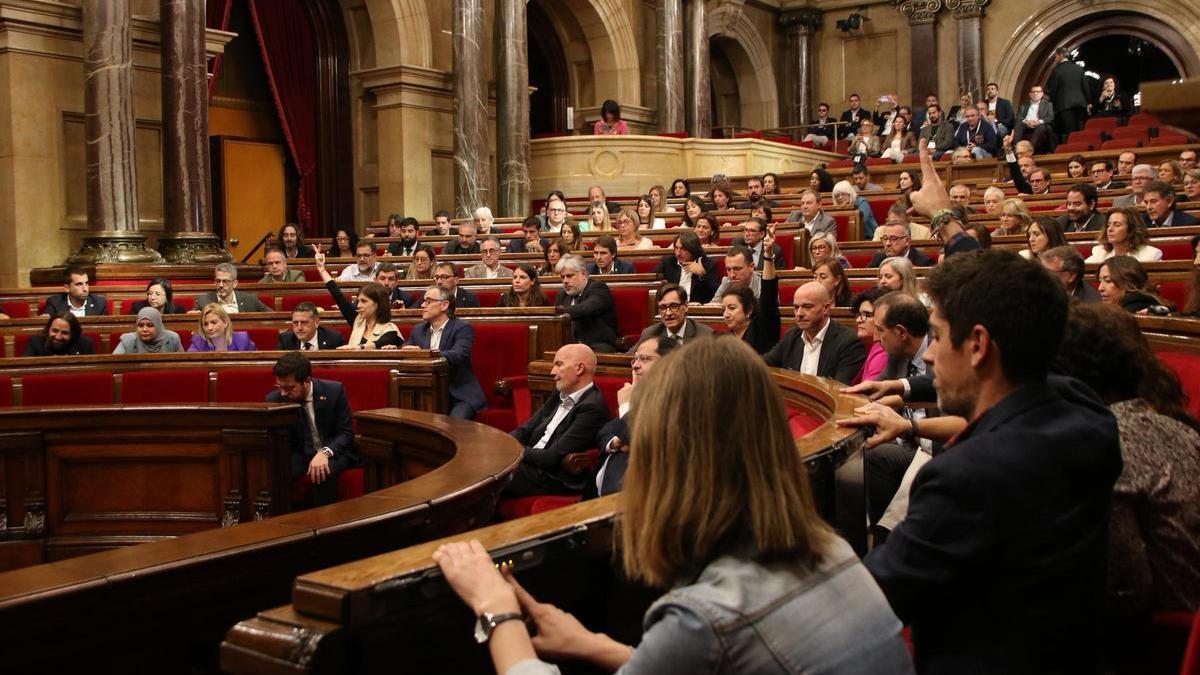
top-left (856, 310), bottom-right (874, 320)
top-left (657, 302), bottom-right (683, 313)
top-left (356, 253), bottom-right (374, 259)
top-left (481, 248), bottom-right (500, 255)
top-left (880, 235), bottom-right (909, 243)
top-left (433, 274), bottom-right (454, 281)
top-left (548, 207), bottom-right (566, 213)
top-left (421, 297), bottom-right (444, 305)
top-left (632, 354), bottom-right (658, 363)
top-left (215, 278), bottom-right (235, 286)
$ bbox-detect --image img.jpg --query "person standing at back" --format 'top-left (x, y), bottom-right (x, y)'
top-left (1045, 47), bottom-right (1091, 141)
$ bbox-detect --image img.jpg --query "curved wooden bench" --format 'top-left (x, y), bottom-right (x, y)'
top-left (0, 408), bottom-right (522, 674)
top-left (220, 371), bottom-right (869, 675)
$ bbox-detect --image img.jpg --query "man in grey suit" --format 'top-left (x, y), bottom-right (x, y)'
top-left (764, 281), bottom-right (866, 385)
top-left (918, 104), bottom-right (956, 159)
top-left (1112, 164), bottom-right (1155, 208)
top-left (1014, 85), bottom-right (1057, 154)
top-left (637, 283), bottom-right (713, 345)
top-left (786, 189), bottom-right (836, 238)
top-left (194, 262), bottom-right (271, 313)
top-left (462, 236), bottom-right (513, 279)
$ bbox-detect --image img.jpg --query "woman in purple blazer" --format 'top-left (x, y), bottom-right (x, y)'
top-left (188, 303), bottom-right (257, 352)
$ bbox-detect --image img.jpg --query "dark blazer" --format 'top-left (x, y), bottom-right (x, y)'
top-left (586, 258), bottom-right (636, 275)
top-left (653, 255), bottom-right (719, 304)
top-left (919, 120), bottom-right (956, 154)
top-left (441, 240), bottom-right (480, 256)
top-left (406, 317), bottom-right (487, 414)
top-left (128, 300), bottom-right (188, 315)
top-left (637, 318), bottom-right (713, 345)
top-left (285, 245), bottom-right (316, 259)
top-left (506, 237), bottom-right (549, 253)
top-left (276, 325), bottom-right (346, 350)
top-left (555, 280), bottom-right (620, 352)
top-left (809, 115), bottom-right (837, 138)
top-left (194, 291), bottom-right (271, 313)
top-left (23, 334), bottom-right (94, 356)
top-left (953, 120), bottom-right (998, 157)
top-left (1015, 100), bottom-right (1055, 127)
top-left (266, 378), bottom-right (358, 478)
top-left (1005, 159), bottom-right (1035, 195)
top-left (1057, 210), bottom-right (1105, 233)
top-left (1145, 209), bottom-right (1199, 228)
top-left (387, 241), bottom-right (420, 257)
top-left (731, 237), bottom-right (787, 271)
top-left (839, 107), bottom-right (867, 135)
top-left (594, 415), bottom-right (630, 497)
top-left (869, 247), bottom-right (933, 268)
top-left (1072, 282), bottom-right (1102, 304)
top-left (43, 293), bottom-right (108, 316)
top-left (762, 319), bottom-right (867, 385)
top-left (390, 287), bottom-right (415, 309)
top-left (511, 385), bottom-right (610, 493)
top-left (741, 277), bottom-right (781, 355)
top-left (989, 97), bottom-right (1015, 132)
top-left (1046, 59), bottom-right (1091, 111)
top-left (944, 231), bottom-right (982, 258)
top-left (865, 376), bottom-right (1121, 675)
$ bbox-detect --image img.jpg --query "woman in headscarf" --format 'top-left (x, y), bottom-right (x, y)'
top-left (112, 307), bottom-right (183, 354)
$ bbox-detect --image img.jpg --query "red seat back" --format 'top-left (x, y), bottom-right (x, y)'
top-left (123, 369), bottom-right (209, 403)
top-left (281, 293), bottom-right (338, 312)
top-left (312, 367), bottom-right (391, 413)
top-left (592, 375), bottom-right (625, 419)
top-left (0, 375), bottom-right (12, 406)
top-left (1157, 350), bottom-right (1200, 419)
top-left (1, 301), bottom-right (30, 318)
top-left (1157, 281), bottom-right (1188, 310)
top-left (245, 328), bottom-right (281, 350)
top-left (610, 287), bottom-right (652, 338)
top-left (214, 368), bottom-right (276, 403)
top-left (23, 372), bottom-right (113, 405)
top-left (14, 334), bottom-right (32, 357)
top-left (471, 324), bottom-right (532, 410)
top-left (472, 289), bottom-right (502, 307)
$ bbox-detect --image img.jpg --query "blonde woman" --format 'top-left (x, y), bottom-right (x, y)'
top-left (982, 187), bottom-right (1005, 215)
top-left (615, 207), bottom-right (655, 250)
top-left (584, 201), bottom-right (611, 232)
top-left (188, 303), bottom-right (256, 352)
top-left (432, 338), bottom-right (913, 675)
top-left (878, 256), bottom-right (923, 301)
top-left (996, 197), bottom-right (1032, 236)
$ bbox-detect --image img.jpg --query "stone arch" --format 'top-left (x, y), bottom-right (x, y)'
top-left (533, 0), bottom-right (640, 108)
top-left (706, 4), bottom-right (779, 130)
top-left (991, 1), bottom-right (1200, 99)
top-left (341, 0), bottom-right (432, 68)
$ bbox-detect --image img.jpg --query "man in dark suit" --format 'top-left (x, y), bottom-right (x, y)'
top-left (637, 283), bottom-right (713, 345)
top-left (372, 262), bottom-right (415, 309)
top-left (1090, 160), bottom-right (1125, 191)
top-left (504, 344), bottom-right (610, 496)
top-left (1040, 246), bottom-right (1101, 304)
top-left (586, 235), bottom-right (635, 275)
top-left (42, 265), bottom-right (108, 317)
top-left (983, 82), bottom-right (1015, 135)
top-left (1143, 180), bottom-right (1199, 228)
top-left (554, 255), bottom-right (619, 353)
top-left (859, 250), bottom-right (1121, 674)
top-left (194, 263), bottom-right (271, 313)
top-left (1013, 85), bottom-right (1057, 154)
top-left (441, 222), bottom-right (480, 256)
top-left (591, 336), bottom-right (679, 497)
top-left (506, 216), bottom-right (549, 253)
top-left (386, 217), bottom-right (421, 257)
top-left (267, 352), bottom-right (358, 508)
top-left (1056, 183), bottom-right (1105, 233)
top-left (276, 302), bottom-right (347, 350)
top-left (764, 281), bottom-right (865, 385)
top-left (652, 232), bottom-right (719, 305)
top-left (732, 217), bottom-right (785, 270)
top-left (418, 262), bottom-right (480, 309)
top-left (1045, 48), bottom-right (1091, 141)
top-left (402, 285), bottom-right (486, 419)
top-left (868, 222), bottom-right (933, 267)
top-left (839, 93), bottom-right (867, 136)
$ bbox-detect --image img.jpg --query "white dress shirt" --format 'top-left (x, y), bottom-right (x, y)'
top-left (800, 319), bottom-right (831, 376)
top-left (533, 382), bottom-right (594, 450)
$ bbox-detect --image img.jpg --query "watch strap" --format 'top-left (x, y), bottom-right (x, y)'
top-left (476, 611), bottom-right (524, 643)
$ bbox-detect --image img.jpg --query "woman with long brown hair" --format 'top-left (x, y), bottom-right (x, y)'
top-left (498, 263), bottom-right (548, 308)
top-left (1097, 255), bottom-right (1165, 313)
top-left (432, 337), bottom-right (913, 674)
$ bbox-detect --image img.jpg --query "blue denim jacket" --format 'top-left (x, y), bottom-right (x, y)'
top-left (508, 538), bottom-right (914, 675)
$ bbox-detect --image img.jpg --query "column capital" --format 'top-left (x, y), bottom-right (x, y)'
top-left (778, 7), bottom-right (822, 33)
top-left (893, 0), bottom-right (943, 25)
top-left (945, 0), bottom-right (989, 18)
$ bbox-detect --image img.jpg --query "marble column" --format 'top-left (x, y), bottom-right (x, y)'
top-left (70, 0), bottom-right (161, 264)
top-left (495, 0), bottom-right (529, 218)
top-left (684, 0), bottom-right (710, 138)
top-left (779, 9), bottom-right (822, 137)
top-left (157, 0), bottom-right (230, 263)
top-left (896, 1), bottom-right (941, 111)
top-left (948, 0), bottom-right (990, 102)
top-left (453, 0), bottom-right (490, 218)
top-left (656, 0), bottom-right (685, 134)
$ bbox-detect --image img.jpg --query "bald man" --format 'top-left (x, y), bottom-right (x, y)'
top-left (504, 344), bottom-right (612, 496)
top-left (763, 281), bottom-right (866, 384)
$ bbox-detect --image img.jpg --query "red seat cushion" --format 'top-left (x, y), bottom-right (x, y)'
top-left (1150, 135), bottom-right (1188, 147)
top-left (312, 367), bottom-right (391, 413)
top-left (23, 372), bottom-right (113, 405)
top-left (786, 404), bottom-right (824, 437)
top-left (1085, 117), bottom-right (1118, 131)
top-left (610, 287), bottom-right (652, 338)
top-left (498, 496), bottom-right (540, 521)
top-left (245, 328), bottom-right (281, 350)
top-left (214, 368), bottom-right (276, 403)
top-left (1157, 351), bottom-right (1200, 419)
top-left (0, 375), bottom-right (12, 407)
top-left (1067, 129), bottom-right (1103, 145)
top-left (593, 375), bottom-right (625, 419)
top-left (122, 369), bottom-right (209, 403)
top-left (1, 301), bottom-right (30, 318)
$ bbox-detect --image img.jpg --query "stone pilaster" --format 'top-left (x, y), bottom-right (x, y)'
top-left (495, 0), bottom-right (530, 217)
top-left (684, 0), bottom-right (710, 138)
top-left (894, 0), bottom-right (942, 109)
top-left (947, 0), bottom-right (990, 101)
top-left (656, 0), bottom-right (685, 133)
top-left (71, 0), bottom-right (161, 264)
top-left (452, 0), bottom-right (490, 217)
top-left (158, 0), bottom-right (230, 263)
top-left (779, 8), bottom-right (822, 134)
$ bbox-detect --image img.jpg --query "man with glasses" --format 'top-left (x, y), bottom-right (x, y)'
top-left (401, 286), bottom-right (486, 419)
top-left (764, 281), bottom-right (866, 385)
top-left (869, 222), bottom-right (933, 267)
top-left (637, 283), bottom-right (712, 344)
top-left (733, 217), bottom-right (785, 270)
top-left (266, 351), bottom-right (357, 507)
top-left (801, 102), bottom-right (837, 147)
top-left (1114, 164), bottom-right (1157, 208)
top-left (1090, 160), bottom-right (1124, 191)
top-left (464, 236), bottom-right (513, 279)
top-left (591, 335), bottom-right (680, 497)
top-left (337, 241), bottom-right (379, 281)
top-left (1013, 85), bottom-right (1056, 154)
top-left (195, 262), bottom-right (270, 313)
top-left (276, 302), bottom-right (347, 350)
top-left (427, 262), bottom-right (480, 309)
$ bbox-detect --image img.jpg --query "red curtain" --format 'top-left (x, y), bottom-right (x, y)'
top-left (246, 0), bottom-right (320, 231)
top-left (205, 0), bottom-right (233, 98)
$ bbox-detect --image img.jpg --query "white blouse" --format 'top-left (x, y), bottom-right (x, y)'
top-left (1084, 244), bottom-right (1164, 264)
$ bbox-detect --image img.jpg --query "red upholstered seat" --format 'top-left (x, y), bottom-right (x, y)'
top-left (175, 295), bottom-right (197, 311)
top-left (1160, 240), bottom-right (1195, 261)
top-left (828, 159), bottom-right (854, 169)
top-left (902, 154), bottom-right (921, 164)
top-left (630, 258), bottom-right (659, 273)
top-left (734, 131), bottom-right (762, 140)
top-left (1101, 139), bottom-right (1139, 150)
top-left (1, 301), bottom-right (30, 318)
top-left (472, 289), bottom-right (502, 307)
top-left (832, 213), bottom-right (852, 242)
top-left (472, 326), bottom-right (535, 431)
top-left (1085, 117), bottom-right (1119, 132)
top-left (787, 405), bottom-right (824, 437)
top-left (764, 135), bottom-right (792, 145)
top-left (1112, 126), bottom-right (1150, 141)
top-left (656, 131), bottom-right (689, 139)
top-left (543, 288), bottom-right (559, 304)
top-left (868, 199), bottom-right (894, 227)
top-left (1157, 282), bottom-right (1188, 310)
top-left (530, 495), bottom-right (582, 514)
top-left (23, 372), bottom-right (113, 405)
top-left (865, 158), bottom-right (892, 167)
top-left (608, 287), bottom-right (652, 339)
top-left (0, 376), bottom-right (12, 406)
top-left (498, 496), bottom-right (540, 520)
top-left (846, 252), bottom-right (876, 268)
top-left (1150, 135), bottom-right (1189, 146)
top-left (593, 374), bottom-right (626, 419)
top-left (214, 368), bottom-right (276, 403)
top-left (257, 294), bottom-right (276, 311)
top-left (1157, 350), bottom-right (1200, 419)
top-left (775, 233), bottom-right (795, 268)
top-left (13, 334), bottom-right (32, 357)
top-left (1054, 142), bottom-right (1093, 154)
top-left (281, 293), bottom-right (338, 312)
top-left (312, 367), bottom-right (391, 413)
top-left (1067, 129), bottom-right (1103, 145)
top-left (1128, 113), bottom-right (1160, 127)
top-left (123, 369), bottom-right (209, 403)
top-left (245, 328), bottom-right (282, 351)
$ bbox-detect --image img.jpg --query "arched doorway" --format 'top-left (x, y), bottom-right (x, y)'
top-left (710, 38), bottom-right (741, 135)
top-left (528, 2), bottom-right (569, 136)
top-left (1007, 9), bottom-right (1199, 107)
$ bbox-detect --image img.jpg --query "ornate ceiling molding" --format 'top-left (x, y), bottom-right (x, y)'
top-left (778, 7), bottom-right (823, 33)
top-left (893, 0), bottom-right (943, 25)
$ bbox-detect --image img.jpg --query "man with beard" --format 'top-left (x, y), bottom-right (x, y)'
top-left (387, 217), bottom-right (421, 256)
top-left (22, 312), bottom-right (94, 355)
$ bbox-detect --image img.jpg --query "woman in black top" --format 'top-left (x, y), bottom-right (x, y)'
top-left (1093, 74), bottom-right (1130, 119)
top-left (129, 277), bottom-right (188, 315)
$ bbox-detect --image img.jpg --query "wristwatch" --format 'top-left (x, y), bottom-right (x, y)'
top-left (474, 611), bottom-right (524, 644)
top-left (320, 447), bottom-right (334, 458)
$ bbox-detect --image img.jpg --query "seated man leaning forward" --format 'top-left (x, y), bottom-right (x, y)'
top-left (503, 344), bottom-right (611, 497)
top-left (554, 254), bottom-right (620, 353)
top-left (266, 351), bottom-right (357, 508)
